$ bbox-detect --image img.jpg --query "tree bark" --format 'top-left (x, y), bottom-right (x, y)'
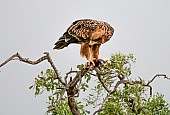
top-left (66, 67), bottom-right (89, 115)
top-left (67, 86), bottom-right (80, 115)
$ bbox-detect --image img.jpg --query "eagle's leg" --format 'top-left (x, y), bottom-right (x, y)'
top-left (80, 43), bottom-right (96, 66)
top-left (89, 44), bottom-right (102, 66)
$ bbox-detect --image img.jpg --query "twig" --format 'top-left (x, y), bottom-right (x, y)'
top-left (65, 70), bottom-right (79, 82)
top-left (93, 93), bottom-right (109, 115)
top-left (94, 67), bottom-right (111, 93)
top-left (67, 68), bottom-right (89, 88)
top-left (147, 74), bottom-right (170, 85)
top-left (87, 72), bottom-right (97, 76)
top-left (44, 52), bottom-right (66, 86)
top-left (0, 52), bottom-right (46, 67)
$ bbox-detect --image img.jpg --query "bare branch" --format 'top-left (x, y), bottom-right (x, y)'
top-left (147, 74), bottom-right (170, 85)
top-left (44, 52), bottom-right (66, 86)
top-left (0, 52), bottom-right (47, 67)
top-left (87, 71), bottom-right (97, 76)
top-left (0, 52), bottom-right (66, 86)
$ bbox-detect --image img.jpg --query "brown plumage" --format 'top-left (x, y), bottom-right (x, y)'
top-left (53, 19), bottom-right (114, 66)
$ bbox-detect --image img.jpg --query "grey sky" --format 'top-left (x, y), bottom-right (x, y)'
top-left (0, 0), bottom-right (170, 114)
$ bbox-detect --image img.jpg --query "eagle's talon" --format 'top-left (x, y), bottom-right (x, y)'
top-left (87, 58), bottom-right (96, 66)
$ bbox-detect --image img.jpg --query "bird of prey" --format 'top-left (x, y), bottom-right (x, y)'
top-left (53, 19), bottom-right (114, 66)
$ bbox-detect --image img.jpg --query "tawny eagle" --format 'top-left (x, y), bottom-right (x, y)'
top-left (53, 19), bottom-right (114, 66)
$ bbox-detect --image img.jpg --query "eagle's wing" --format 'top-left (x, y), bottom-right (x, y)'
top-left (53, 19), bottom-right (114, 49)
top-left (66, 19), bottom-right (99, 42)
top-left (91, 22), bottom-right (114, 45)
top-left (53, 19), bottom-right (99, 49)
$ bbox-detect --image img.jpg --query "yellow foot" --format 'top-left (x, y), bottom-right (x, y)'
top-left (87, 58), bottom-right (96, 66)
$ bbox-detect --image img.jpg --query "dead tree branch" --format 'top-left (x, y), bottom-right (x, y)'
top-left (0, 52), bottom-right (66, 86)
top-left (147, 74), bottom-right (170, 85)
top-left (0, 52), bottom-right (47, 67)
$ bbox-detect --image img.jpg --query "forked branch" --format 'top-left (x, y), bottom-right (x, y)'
top-left (0, 52), bottom-right (66, 86)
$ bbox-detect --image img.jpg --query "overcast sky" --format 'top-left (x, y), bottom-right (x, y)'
top-left (0, 0), bottom-right (170, 114)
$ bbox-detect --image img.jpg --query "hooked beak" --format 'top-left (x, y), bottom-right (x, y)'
top-left (89, 41), bottom-right (97, 45)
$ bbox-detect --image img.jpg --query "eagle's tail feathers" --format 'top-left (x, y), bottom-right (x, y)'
top-left (53, 36), bottom-right (69, 49)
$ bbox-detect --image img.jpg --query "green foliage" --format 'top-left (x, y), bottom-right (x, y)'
top-left (145, 94), bottom-right (170, 115)
top-left (98, 85), bottom-right (170, 115)
top-left (30, 53), bottom-right (170, 115)
top-left (30, 68), bottom-right (89, 115)
top-left (51, 99), bottom-right (72, 115)
top-left (29, 69), bottom-right (62, 96)
top-left (84, 53), bottom-right (170, 114)
top-left (50, 99), bottom-right (90, 115)
top-left (98, 53), bottom-right (135, 88)
top-left (77, 64), bottom-right (84, 71)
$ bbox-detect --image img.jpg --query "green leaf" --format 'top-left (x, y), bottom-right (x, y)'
top-left (77, 64), bottom-right (84, 70)
top-left (29, 85), bottom-right (33, 89)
